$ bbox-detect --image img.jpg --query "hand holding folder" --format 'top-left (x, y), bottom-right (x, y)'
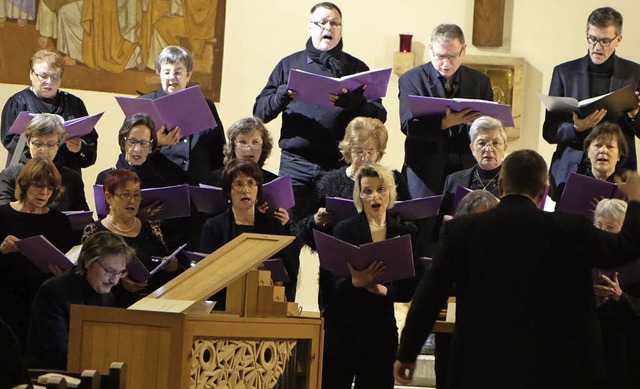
top-left (407, 95), bottom-right (515, 127)
top-left (15, 235), bottom-right (76, 273)
top-left (313, 230), bottom-right (415, 284)
top-left (538, 85), bottom-right (637, 119)
top-left (126, 244), bottom-right (187, 283)
top-left (556, 173), bottom-right (624, 219)
top-left (9, 111), bottom-right (103, 140)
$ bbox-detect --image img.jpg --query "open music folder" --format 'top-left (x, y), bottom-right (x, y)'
top-left (313, 230), bottom-right (415, 284)
top-left (9, 111), bottom-right (103, 140)
top-left (16, 235), bottom-right (76, 273)
top-left (325, 195), bottom-right (442, 223)
top-left (407, 95), bottom-right (515, 127)
top-left (116, 85), bottom-right (217, 137)
top-left (538, 85), bottom-right (637, 119)
top-left (287, 68), bottom-right (392, 108)
top-left (556, 173), bottom-right (623, 219)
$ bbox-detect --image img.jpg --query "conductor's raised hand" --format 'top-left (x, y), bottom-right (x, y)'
top-left (441, 107), bottom-right (481, 129)
top-left (615, 170), bottom-right (640, 202)
top-left (347, 260), bottom-right (385, 288)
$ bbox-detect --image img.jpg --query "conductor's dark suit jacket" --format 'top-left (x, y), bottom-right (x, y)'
top-left (543, 54), bottom-right (640, 200)
top-left (398, 195), bottom-right (640, 389)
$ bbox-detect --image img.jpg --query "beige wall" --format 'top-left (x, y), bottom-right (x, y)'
top-left (1, 0), bottom-right (639, 311)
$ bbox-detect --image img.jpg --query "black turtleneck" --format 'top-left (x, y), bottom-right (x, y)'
top-left (470, 165), bottom-right (501, 197)
top-left (588, 52), bottom-right (615, 97)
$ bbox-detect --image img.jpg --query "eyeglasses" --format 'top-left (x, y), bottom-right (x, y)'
top-left (473, 139), bottom-right (505, 150)
top-left (231, 179), bottom-right (258, 192)
top-left (587, 34), bottom-right (618, 47)
top-left (30, 140), bottom-right (59, 150)
top-left (431, 47), bottom-right (465, 62)
top-left (31, 181), bottom-right (59, 193)
top-left (31, 69), bottom-right (62, 83)
top-left (235, 141), bottom-right (263, 151)
top-left (595, 222), bottom-right (621, 233)
top-left (125, 138), bottom-right (152, 149)
top-left (311, 20), bottom-right (342, 29)
top-left (351, 147), bottom-right (378, 157)
top-left (113, 192), bottom-right (142, 201)
top-left (160, 69), bottom-right (186, 78)
top-left (360, 186), bottom-right (389, 200)
top-left (95, 260), bottom-right (128, 279)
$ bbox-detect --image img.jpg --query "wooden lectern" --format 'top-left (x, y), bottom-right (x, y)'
top-left (67, 233), bottom-right (324, 388)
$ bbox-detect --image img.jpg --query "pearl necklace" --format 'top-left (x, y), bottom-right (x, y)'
top-left (474, 168), bottom-right (500, 191)
top-left (105, 215), bottom-right (137, 233)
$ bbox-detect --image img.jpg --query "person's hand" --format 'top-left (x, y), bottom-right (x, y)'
top-left (257, 201), bottom-right (269, 214)
top-left (48, 263), bottom-right (68, 276)
top-left (313, 207), bottom-right (335, 227)
top-left (573, 109), bottom-right (606, 132)
top-left (120, 276), bottom-right (147, 293)
top-left (590, 195), bottom-right (606, 211)
top-left (0, 235), bottom-right (19, 254)
top-left (65, 138), bottom-right (82, 153)
top-left (366, 283), bottom-right (388, 296)
top-left (615, 171), bottom-right (640, 202)
top-left (330, 86), bottom-right (366, 111)
top-left (628, 91), bottom-right (640, 119)
top-left (276, 84), bottom-right (295, 103)
top-left (594, 272), bottom-right (622, 302)
top-left (138, 201), bottom-right (165, 219)
top-left (443, 214), bottom-right (454, 222)
top-left (157, 125), bottom-right (181, 145)
top-left (441, 107), bottom-right (481, 129)
top-left (348, 261), bottom-right (385, 288)
top-left (273, 208), bottom-right (289, 225)
top-left (160, 256), bottom-right (179, 272)
top-left (393, 360), bottom-right (416, 385)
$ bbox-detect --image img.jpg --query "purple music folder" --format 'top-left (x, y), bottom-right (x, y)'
top-left (407, 95), bottom-right (515, 127)
top-left (390, 196), bottom-right (443, 220)
top-left (9, 111), bottom-right (103, 140)
top-left (325, 197), bottom-right (358, 222)
top-left (451, 186), bottom-right (472, 213)
top-left (593, 258), bottom-right (640, 288)
top-left (16, 235), bottom-right (75, 273)
top-left (313, 230), bottom-right (415, 284)
top-left (287, 68), bottom-right (392, 108)
top-left (127, 244), bottom-right (186, 282)
top-left (259, 175), bottom-right (295, 211)
top-left (184, 250), bottom-right (208, 265)
top-left (116, 85), bottom-right (217, 137)
top-left (93, 184), bottom-right (191, 220)
top-left (63, 210), bottom-right (94, 231)
top-left (189, 185), bottom-right (227, 214)
top-left (557, 173), bottom-right (622, 219)
top-left (259, 258), bottom-right (290, 283)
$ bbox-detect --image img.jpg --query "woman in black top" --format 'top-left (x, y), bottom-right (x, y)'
top-left (200, 159), bottom-right (297, 306)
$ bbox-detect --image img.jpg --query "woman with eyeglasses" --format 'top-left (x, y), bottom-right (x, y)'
top-left (292, 116), bottom-right (410, 249)
top-left (1, 49), bottom-right (98, 174)
top-left (439, 116), bottom-right (508, 218)
top-left (200, 158), bottom-right (298, 307)
top-left (96, 113), bottom-right (185, 189)
top-left (139, 46), bottom-right (225, 185)
top-left (0, 157), bottom-right (74, 347)
top-left (83, 169), bottom-right (184, 307)
top-left (203, 117), bottom-right (289, 223)
top-left (0, 113), bottom-right (89, 212)
top-left (320, 163), bottom-right (422, 389)
top-left (26, 231), bottom-right (134, 369)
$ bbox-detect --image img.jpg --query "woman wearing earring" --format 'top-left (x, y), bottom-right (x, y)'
top-left (200, 158), bottom-right (297, 306)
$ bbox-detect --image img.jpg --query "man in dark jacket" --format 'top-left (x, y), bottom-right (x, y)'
top-left (395, 149), bottom-right (640, 389)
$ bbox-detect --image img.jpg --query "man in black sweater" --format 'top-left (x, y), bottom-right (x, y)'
top-left (253, 2), bottom-right (386, 221)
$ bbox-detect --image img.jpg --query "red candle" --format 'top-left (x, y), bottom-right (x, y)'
top-left (399, 34), bottom-right (413, 52)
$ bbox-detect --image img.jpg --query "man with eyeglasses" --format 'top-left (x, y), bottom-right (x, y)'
top-left (544, 7), bottom-right (640, 201)
top-left (1, 49), bottom-right (98, 176)
top-left (253, 2), bottom-right (387, 222)
top-left (399, 24), bottom-right (493, 199)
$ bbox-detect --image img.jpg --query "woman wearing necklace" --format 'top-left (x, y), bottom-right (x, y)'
top-left (439, 116), bottom-right (508, 217)
top-left (292, 116), bottom-right (410, 250)
top-left (0, 157), bottom-right (74, 347)
top-left (200, 158), bottom-right (297, 308)
top-left (320, 163), bottom-right (423, 389)
top-left (82, 169), bottom-right (183, 307)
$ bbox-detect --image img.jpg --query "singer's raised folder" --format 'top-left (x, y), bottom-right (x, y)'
top-left (407, 95), bottom-right (515, 127)
top-left (16, 235), bottom-right (76, 273)
top-left (9, 111), bottom-right (103, 140)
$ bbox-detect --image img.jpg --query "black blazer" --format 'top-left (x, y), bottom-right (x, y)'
top-left (543, 54), bottom-right (640, 200)
top-left (398, 195), bottom-right (640, 389)
top-left (399, 63), bottom-right (493, 194)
